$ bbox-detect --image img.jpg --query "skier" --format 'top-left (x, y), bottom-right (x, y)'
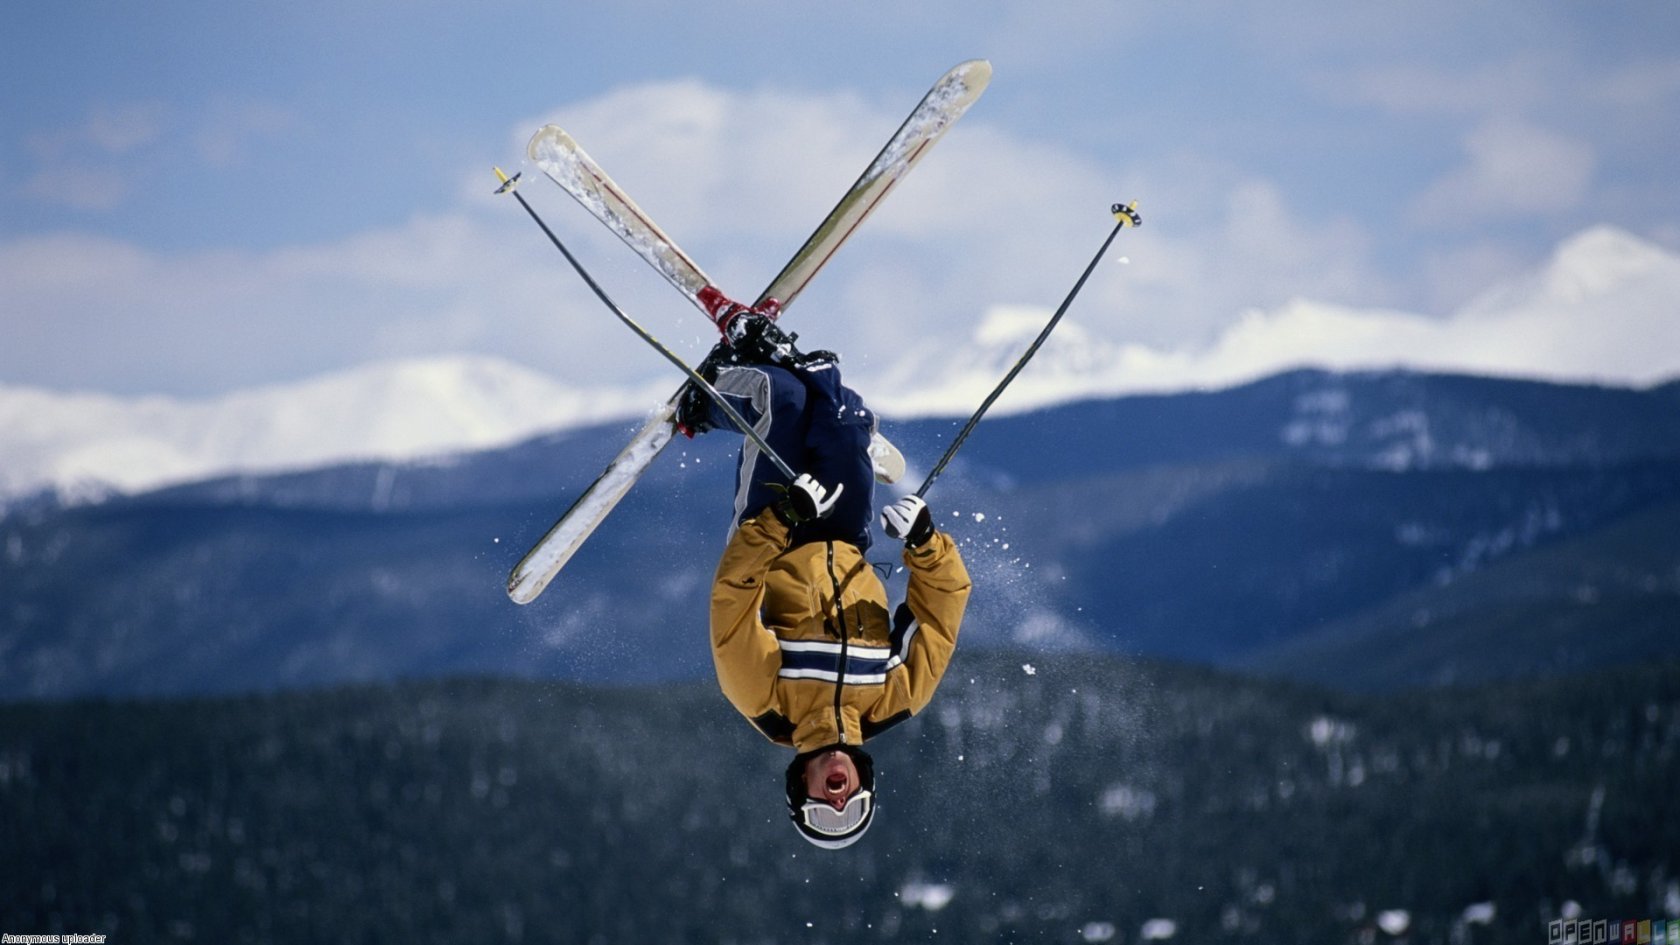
top-left (677, 303), bottom-right (972, 850)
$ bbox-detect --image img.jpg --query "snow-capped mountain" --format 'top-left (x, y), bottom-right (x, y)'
top-left (1444, 225), bottom-right (1680, 382)
top-left (873, 225), bottom-right (1680, 416)
top-left (0, 356), bottom-right (667, 503)
top-left (4, 226), bottom-right (1676, 505)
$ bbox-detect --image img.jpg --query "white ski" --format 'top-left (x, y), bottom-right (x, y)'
top-left (526, 126), bottom-right (716, 313)
top-left (755, 59), bottom-right (992, 312)
top-left (508, 60), bottom-right (991, 605)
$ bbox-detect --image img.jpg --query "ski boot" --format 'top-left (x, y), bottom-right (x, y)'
top-left (676, 293), bottom-right (838, 438)
top-left (713, 296), bottom-right (836, 369)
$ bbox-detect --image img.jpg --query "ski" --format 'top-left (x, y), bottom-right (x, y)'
top-left (494, 165), bottom-right (800, 481)
top-left (507, 60), bottom-right (991, 604)
top-left (753, 60), bottom-right (992, 314)
top-left (526, 125), bottom-right (716, 315)
top-left (527, 58), bottom-right (991, 324)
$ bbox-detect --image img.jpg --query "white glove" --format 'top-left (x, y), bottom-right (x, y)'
top-left (880, 495), bottom-right (934, 547)
top-left (779, 473), bottom-right (843, 524)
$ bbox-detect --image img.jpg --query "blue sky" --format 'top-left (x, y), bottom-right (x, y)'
top-left (4, 0), bottom-right (1678, 397)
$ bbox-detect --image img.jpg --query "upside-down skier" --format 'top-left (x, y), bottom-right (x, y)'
top-left (676, 301), bottom-right (972, 850)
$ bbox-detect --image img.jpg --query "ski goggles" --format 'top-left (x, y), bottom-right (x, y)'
top-left (797, 789), bottom-right (874, 837)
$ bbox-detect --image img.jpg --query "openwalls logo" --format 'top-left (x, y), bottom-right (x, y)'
top-left (1549, 918), bottom-right (1680, 944)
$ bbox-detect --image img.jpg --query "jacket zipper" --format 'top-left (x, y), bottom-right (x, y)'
top-left (824, 541), bottom-right (851, 745)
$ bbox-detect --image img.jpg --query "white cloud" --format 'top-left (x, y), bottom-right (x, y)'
top-left (0, 210), bottom-right (662, 396)
top-left (877, 225), bottom-right (1680, 417)
top-left (0, 77), bottom-right (1442, 402)
top-left (15, 100), bottom-right (310, 211)
top-left (1341, 53), bottom-right (1680, 118)
top-left (511, 78), bottom-right (1134, 367)
top-left (192, 101), bottom-right (307, 168)
top-left (513, 77), bottom-right (1393, 357)
top-left (17, 103), bottom-right (169, 210)
top-left (1332, 57), bottom-right (1553, 116)
top-left (78, 102), bottom-right (168, 155)
top-left (1412, 118), bottom-right (1595, 223)
top-left (1591, 59), bottom-right (1680, 109)
top-left (525, 80), bottom-right (881, 245)
top-left (19, 170), bottom-right (131, 212)
top-left (1416, 239), bottom-right (1532, 313)
top-left (10, 226), bottom-right (1671, 500)
top-left (1199, 227), bottom-right (1680, 386)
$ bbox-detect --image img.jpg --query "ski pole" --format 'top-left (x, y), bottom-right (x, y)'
top-left (494, 167), bottom-right (798, 481)
top-left (915, 201), bottom-right (1142, 498)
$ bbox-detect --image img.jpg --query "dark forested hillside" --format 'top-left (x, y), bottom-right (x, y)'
top-left (1240, 499), bottom-right (1680, 689)
top-left (4, 652), bottom-right (1676, 943)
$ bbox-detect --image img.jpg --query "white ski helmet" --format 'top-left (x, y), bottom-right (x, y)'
top-left (785, 746), bottom-right (876, 849)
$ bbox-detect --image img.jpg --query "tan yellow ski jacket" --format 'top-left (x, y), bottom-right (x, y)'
top-left (710, 509), bottom-right (972, 753)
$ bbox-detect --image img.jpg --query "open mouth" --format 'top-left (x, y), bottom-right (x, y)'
top-left (826, 774), bottom-right (848, 793)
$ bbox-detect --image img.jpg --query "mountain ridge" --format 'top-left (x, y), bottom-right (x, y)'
top-left (5, 368), bottom-right (1679, 700)
top-left (5, 225), bottom-right (1678, 505)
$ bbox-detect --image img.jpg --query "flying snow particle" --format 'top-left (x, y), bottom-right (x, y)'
top-left (1376, 910), bottom-right (1410, 935)
top-left (901, 882), bottom-right (955, 911)
top-left (1462, 903), bottom-right (1496, 926)
top-left (1140, 918), bottom-right (1177, 940)
top-left (973, 512), bottom-right (986, 523)
top-left (1022, 664), bottom-right (1037, 676)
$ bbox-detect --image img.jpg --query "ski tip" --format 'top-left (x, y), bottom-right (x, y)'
top-left (526, 124), bottom-right (577, 163)
top-left (950, 59), bottom-right (993, 93)
top-left (870, 431), bottom-right (907, 485)
top-left (506, 572), bottom-right (546, 605)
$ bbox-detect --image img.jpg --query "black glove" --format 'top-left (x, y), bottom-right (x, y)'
top-left (880, 495), bottom-right (935, 548)
top-left (674, 340), bottom-right (739, 437)
top-left (673, 382), bottom-right (712, 438)
top-left (775, 473), bottom-right (844, 526)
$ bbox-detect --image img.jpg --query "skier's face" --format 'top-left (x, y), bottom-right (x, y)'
top-left (802, 749), bottom-right (861, 811)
